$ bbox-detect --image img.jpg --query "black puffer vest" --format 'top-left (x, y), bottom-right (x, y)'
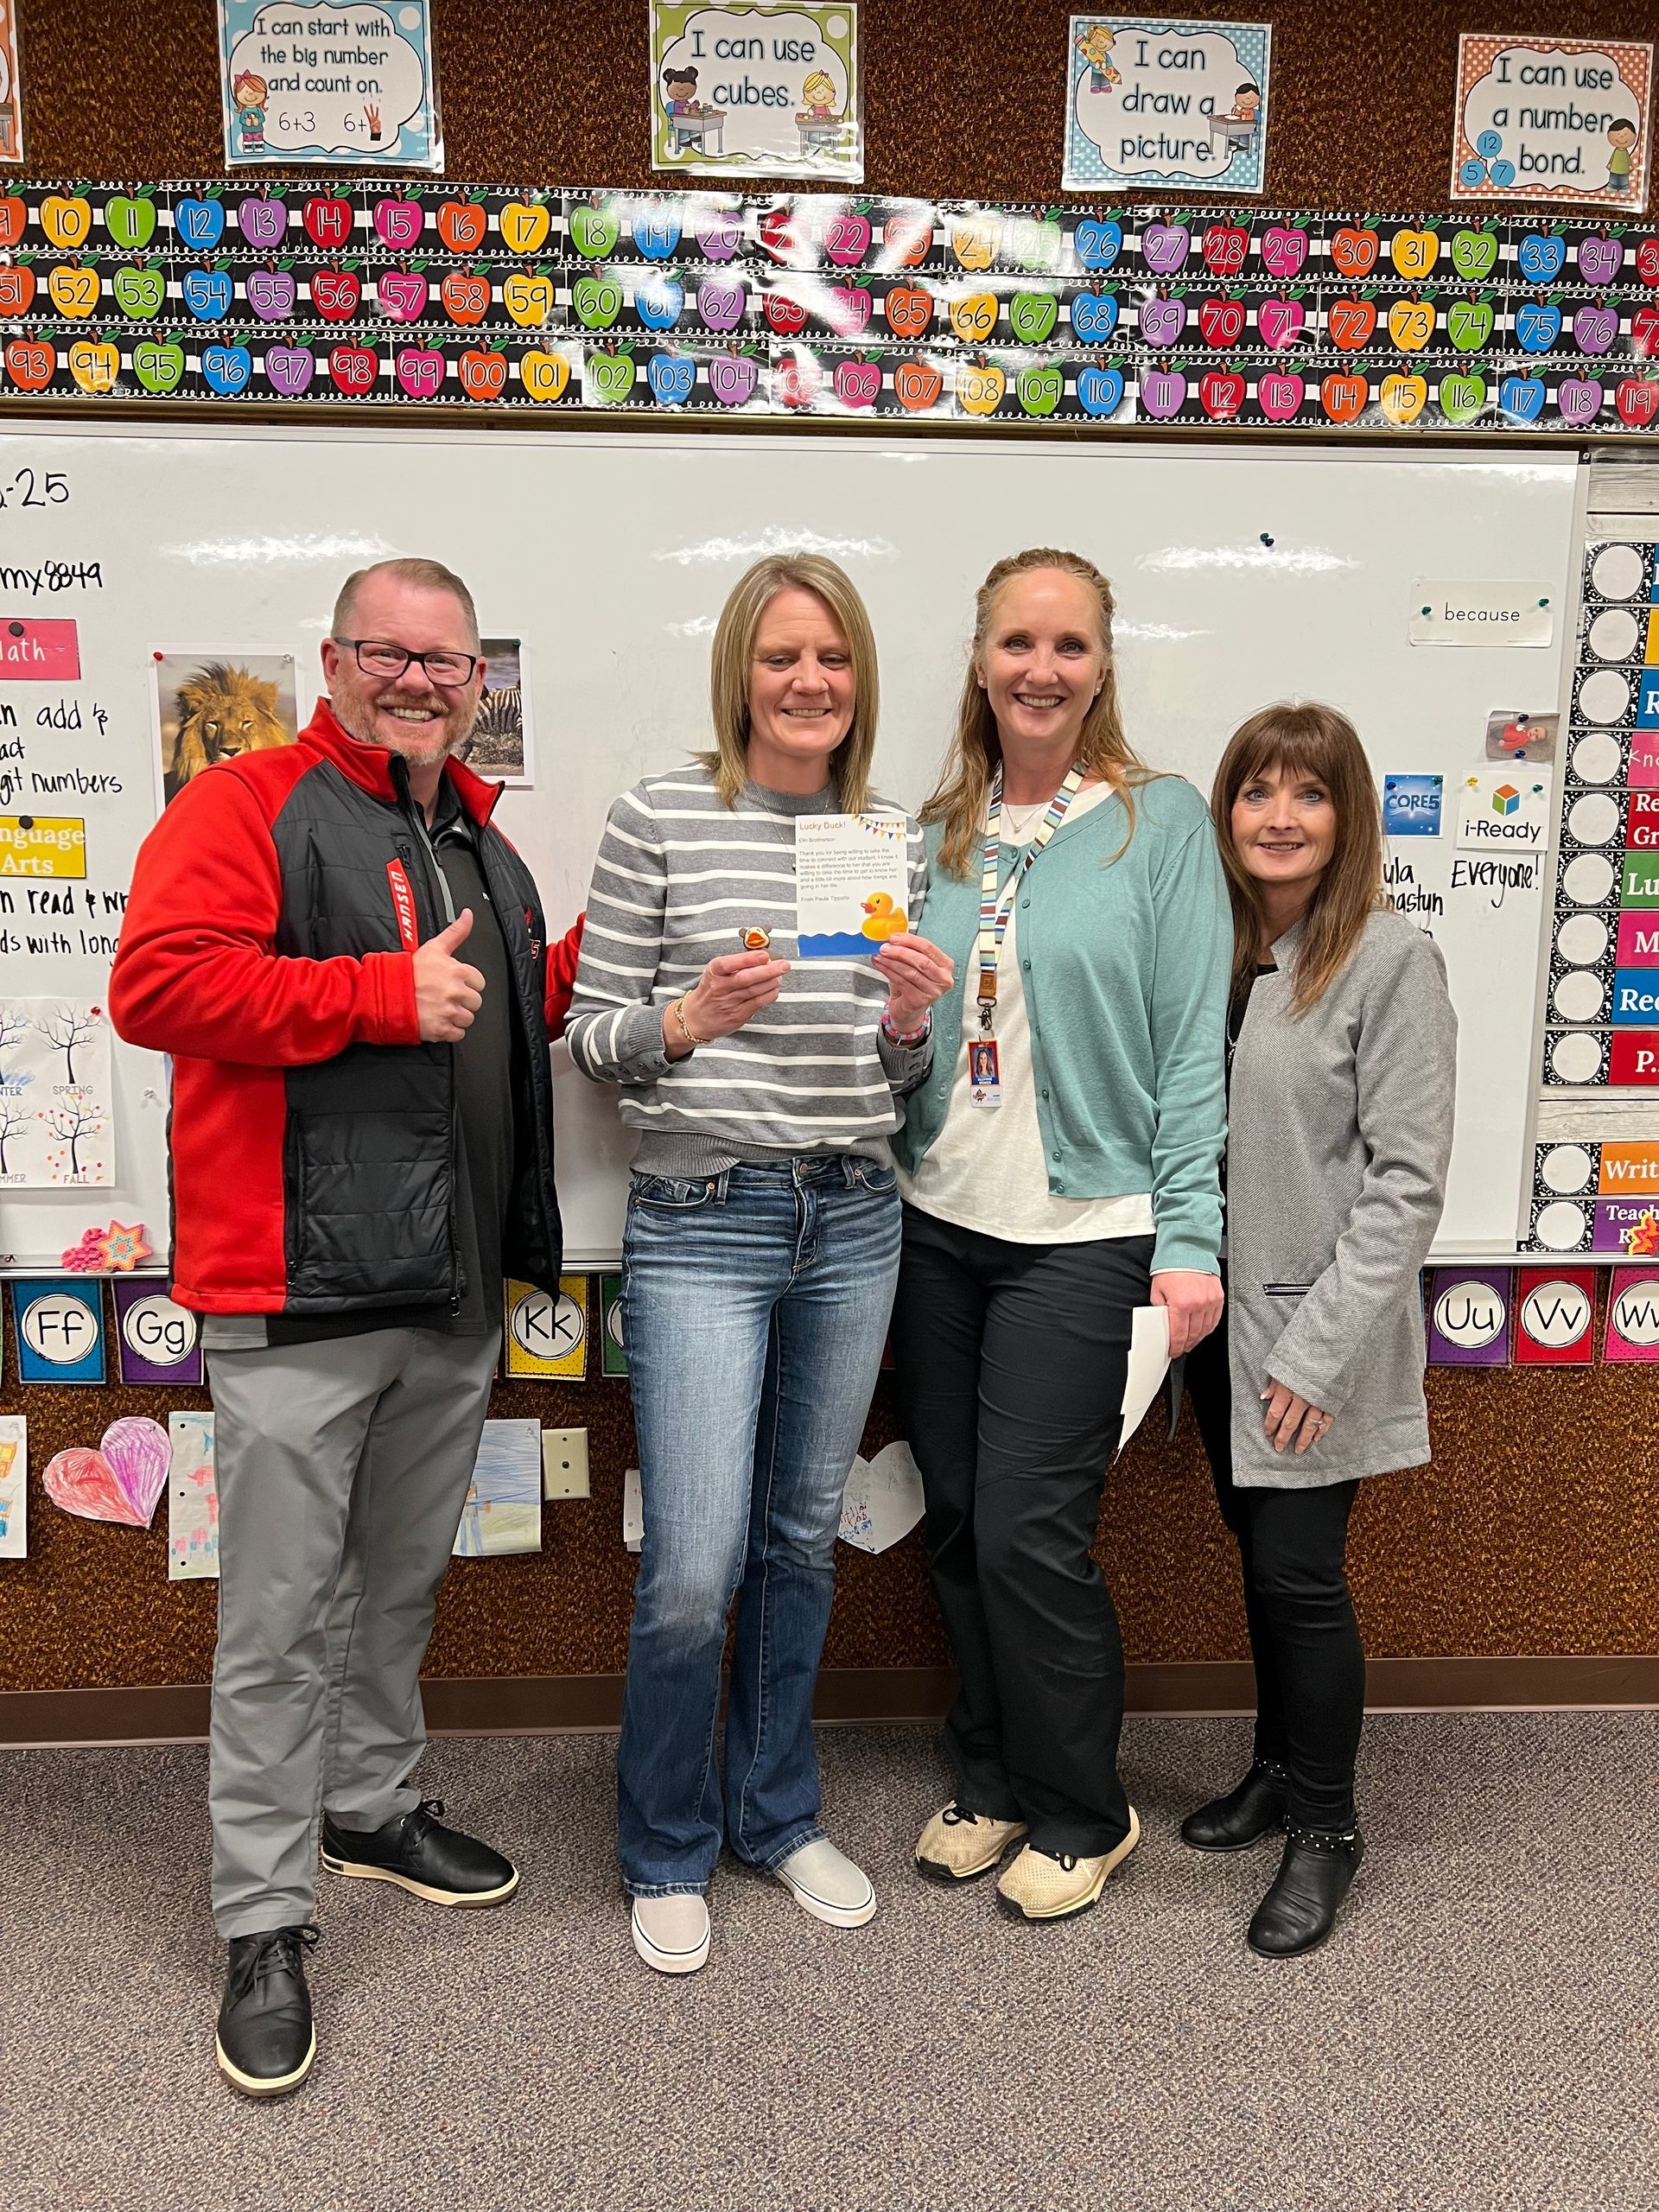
top-left (271, 721), bottom-right (563, 1313)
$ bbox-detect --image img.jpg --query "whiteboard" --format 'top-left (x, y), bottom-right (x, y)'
top-left (0, 423), bottom-right (1578, 1271)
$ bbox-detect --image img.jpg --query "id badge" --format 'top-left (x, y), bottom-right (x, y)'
top-left (969, 1036), bottom-right (1003, 1109)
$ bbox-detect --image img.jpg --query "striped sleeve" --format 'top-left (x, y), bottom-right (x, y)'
top-left (565, 784), bottom-right (676, 1087)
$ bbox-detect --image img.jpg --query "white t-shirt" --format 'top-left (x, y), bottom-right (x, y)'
top-left (898, 785), bottom-right (1157, 1245)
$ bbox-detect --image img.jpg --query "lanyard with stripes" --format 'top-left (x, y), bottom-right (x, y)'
top-left (976, 762), bottom-right (1085, 1032)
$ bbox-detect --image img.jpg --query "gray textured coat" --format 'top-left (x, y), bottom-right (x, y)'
top-left (1224, 908), bottom-right (1458, 1488)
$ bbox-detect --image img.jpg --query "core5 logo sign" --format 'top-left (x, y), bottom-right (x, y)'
top-left (1382, 773), bottom-right (1444, 837)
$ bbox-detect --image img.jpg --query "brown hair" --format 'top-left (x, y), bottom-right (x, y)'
top-left (702, 553), bottom-right (878, 810)
top-left (921, 547), bottom-right (1154, 878)
top-left (332, 556), bottom-right (480, 650)
top-left (1210, 702), bottom-right (1387, 1013)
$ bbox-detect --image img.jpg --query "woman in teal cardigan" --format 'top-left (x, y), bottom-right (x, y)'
top-left (889, 546), bottom-right (1231, 1925)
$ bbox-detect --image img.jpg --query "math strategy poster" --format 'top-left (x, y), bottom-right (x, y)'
top-left (649, 0), bottom-right (862, 181)
top-left (217, 0), bottom-right (443, 170)
top-left (1452, 35), bottom-right (1653, 211)
top-left (0, 0), bottom-right (21, 163)
top-left (1064, 16), bottom-right (1271, 195)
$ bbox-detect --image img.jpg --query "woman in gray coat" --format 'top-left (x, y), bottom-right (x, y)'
top-left (1184, 702), bottom-right (1457, 1958)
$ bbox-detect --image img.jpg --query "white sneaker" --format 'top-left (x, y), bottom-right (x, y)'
top-left (631, 1892), bottom-right (710, 1975)
top-left (774, 1838), bottom-right (877, 1928)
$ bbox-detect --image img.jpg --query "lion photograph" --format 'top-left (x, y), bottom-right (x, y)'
top-left (153, 652), bottom-right (300, 806)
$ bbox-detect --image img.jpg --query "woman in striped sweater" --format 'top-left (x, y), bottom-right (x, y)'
top-left (566, 554), bottom-right (954, 1978)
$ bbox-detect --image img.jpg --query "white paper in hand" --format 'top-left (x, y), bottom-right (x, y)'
top-left (1118, 1306), bottom-right (1172, 1456)
top-left (838, 1440), bottom-right (925, 1554)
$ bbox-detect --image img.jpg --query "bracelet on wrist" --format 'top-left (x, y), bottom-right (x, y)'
top-left (671, 994), bottom-right (708, 1049)
top-left (881, 1008), bottom-right (931, 1048)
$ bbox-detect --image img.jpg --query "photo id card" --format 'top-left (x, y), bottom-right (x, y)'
top-left (969, 1035), bottom-right (1003, 1109)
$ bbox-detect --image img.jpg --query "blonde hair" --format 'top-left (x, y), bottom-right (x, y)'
top-left (702, 554), bottom-right (878, 810)
top-left (922, 547), bottom-right (1154, 878)
top-left (332, 556), bottom-right (480, 649)
top-left (1210, 701), bottom-right (1388, 1013)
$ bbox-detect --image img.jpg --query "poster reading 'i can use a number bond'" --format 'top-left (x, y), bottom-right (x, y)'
top-left (1452, 34), bottom-right (1652, 211)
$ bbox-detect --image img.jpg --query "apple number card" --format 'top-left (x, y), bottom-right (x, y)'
top-left (795, 814), bottom-right (910, 959)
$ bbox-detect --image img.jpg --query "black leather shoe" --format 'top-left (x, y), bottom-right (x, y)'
top-left (320, 1797), bottom-right (518, 1907)
top-left (215, 1925), bottom-right (319, 2097)
top-left (1180, 1761), bottom-right (1289, 1852)
top-left (1248, 1826), bottom-right (1365, 1957)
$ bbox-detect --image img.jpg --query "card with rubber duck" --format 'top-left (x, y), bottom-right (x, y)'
top-left (793, 813), bottom-right (911, 960)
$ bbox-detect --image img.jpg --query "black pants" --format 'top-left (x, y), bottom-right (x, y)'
top-left (1184, 1311), bottom-right (1363, 1830)
top-left (889, 1206), bottom-right (1154, 1857)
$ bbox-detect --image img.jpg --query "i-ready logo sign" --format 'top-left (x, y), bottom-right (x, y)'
top-left (1456, 769), bottom-right (1550, 851)
top-left (1382, 774), bottom-right (1444, 837)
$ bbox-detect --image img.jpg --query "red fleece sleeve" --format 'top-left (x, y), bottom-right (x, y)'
top-left (544, 913), bottom-right (585, 1042)
top-left (110, 768), bottom-right (421, 1066)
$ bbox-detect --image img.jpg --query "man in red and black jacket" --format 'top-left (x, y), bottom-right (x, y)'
top-left (111, 556), bottom-right (582, 2099)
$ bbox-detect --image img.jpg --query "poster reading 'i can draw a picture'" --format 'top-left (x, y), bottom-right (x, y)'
top-left (1064, 16), bottom-right (1271, 195)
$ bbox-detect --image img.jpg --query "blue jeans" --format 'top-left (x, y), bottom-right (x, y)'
top-left (617, 1155), bottom-right (901, 1895)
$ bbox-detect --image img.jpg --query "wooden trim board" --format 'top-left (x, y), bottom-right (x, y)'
top-left (1, 1656), bottom-right (1653, 1747)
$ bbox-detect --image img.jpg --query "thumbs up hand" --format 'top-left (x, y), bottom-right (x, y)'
top-left (413, 909), bottom-right (486, 1042)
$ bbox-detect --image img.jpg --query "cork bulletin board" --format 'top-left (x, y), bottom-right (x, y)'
top-left (1, 0), bottom-right (1656, 1700)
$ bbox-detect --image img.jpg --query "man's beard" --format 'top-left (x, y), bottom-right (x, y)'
top-left (333, 686), bottom-right (478, 767)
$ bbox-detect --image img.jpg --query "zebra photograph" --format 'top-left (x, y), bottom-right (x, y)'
top-left (457, 636), bottom-right (534, 785)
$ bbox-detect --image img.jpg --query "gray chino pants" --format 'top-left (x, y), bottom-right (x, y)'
top-left (206, 1325), bottom-right (500, 1939)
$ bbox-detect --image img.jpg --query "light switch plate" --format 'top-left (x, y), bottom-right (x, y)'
top-left (542, 1427), bottom-right (590, 1500)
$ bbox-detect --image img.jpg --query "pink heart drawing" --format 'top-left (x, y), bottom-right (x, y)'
top-left (43, 1416), bottom-right (171, 1529)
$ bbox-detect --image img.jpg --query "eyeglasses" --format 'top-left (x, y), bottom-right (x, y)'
top-left (334, 638), bottom-right (480, 687)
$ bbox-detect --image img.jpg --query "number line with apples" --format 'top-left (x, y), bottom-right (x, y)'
top-left (3, 182), bottom-right (1659, 431)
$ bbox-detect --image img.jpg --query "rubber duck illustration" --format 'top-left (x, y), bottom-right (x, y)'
top-left (861, 892), bottom-right (907, 941)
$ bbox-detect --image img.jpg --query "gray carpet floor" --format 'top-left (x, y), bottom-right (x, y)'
top-left (0, 1714), bottom-right (1653, 2212)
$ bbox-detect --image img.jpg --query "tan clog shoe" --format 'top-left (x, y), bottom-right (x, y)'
top-left (995, 1807), bottom-right (1141, 1922)
top-left (914, 1802), bottom-right (1029, 1884)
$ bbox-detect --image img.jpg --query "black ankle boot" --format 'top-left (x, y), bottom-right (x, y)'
top-left (1180, 1761), bottom-right (1289, 1853)
top-left (1248, 1825), bottom-right (1364, 1957)
top-left (215, 1924), bottom-right (319, 2096)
